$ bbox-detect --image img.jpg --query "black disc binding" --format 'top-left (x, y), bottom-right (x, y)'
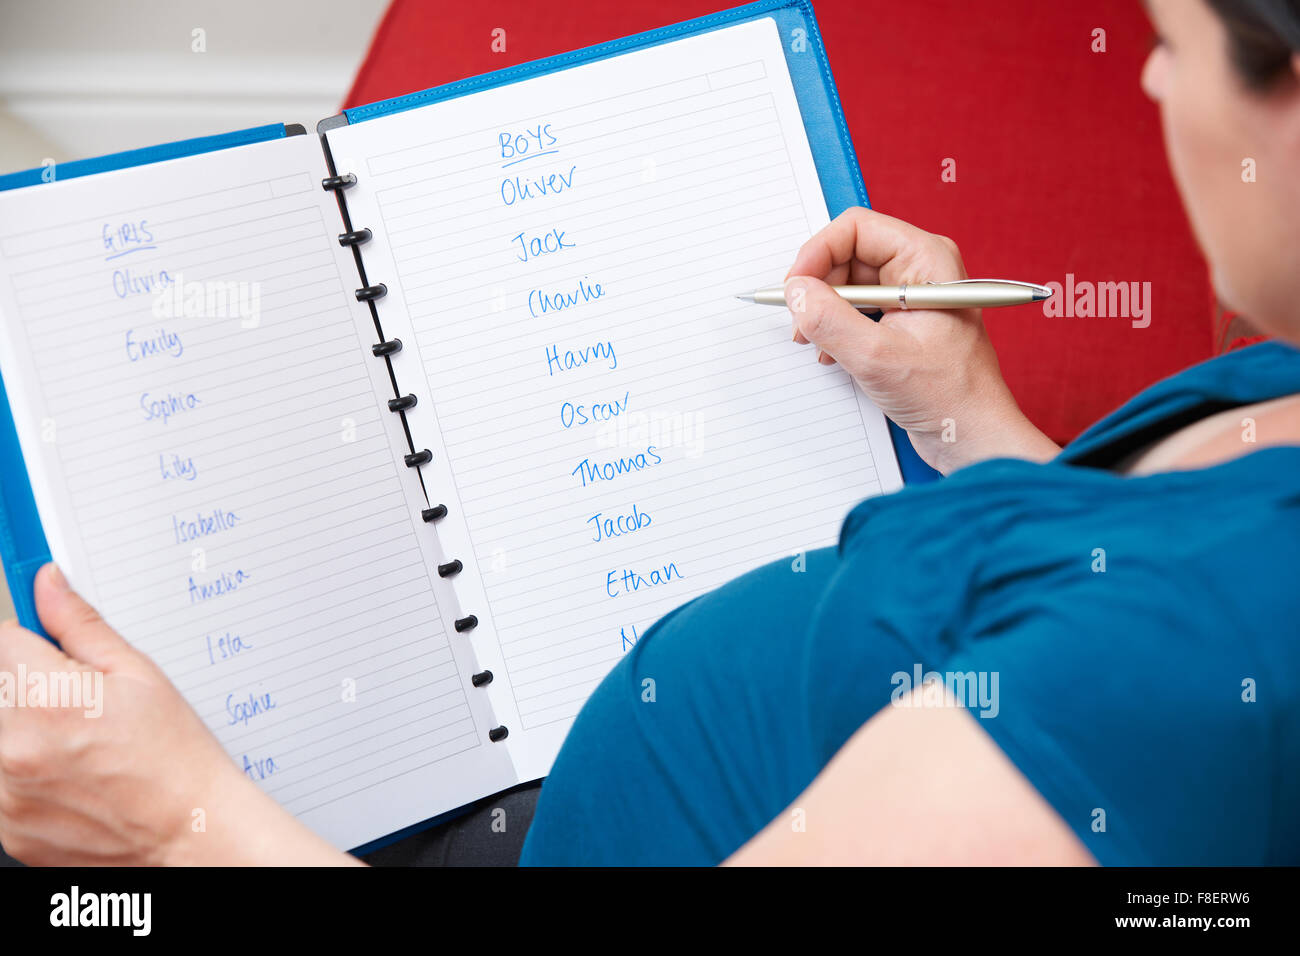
top-left (326, 166), bottom-right (492, 739)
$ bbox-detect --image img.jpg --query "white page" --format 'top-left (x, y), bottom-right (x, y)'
top-left (0, 134), bottom-right (516, 850)
top-left (327, 16), bottom-right (903, 781)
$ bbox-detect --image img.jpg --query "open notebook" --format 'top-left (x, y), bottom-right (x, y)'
top-left (0, 2), bottom-right (910, 852)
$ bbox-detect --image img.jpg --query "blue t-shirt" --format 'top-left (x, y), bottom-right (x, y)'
top-left (520, 342), bottom-right (1300, 866)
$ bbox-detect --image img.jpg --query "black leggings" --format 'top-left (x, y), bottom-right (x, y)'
top-left (358, 781), bottom-right (541, 866)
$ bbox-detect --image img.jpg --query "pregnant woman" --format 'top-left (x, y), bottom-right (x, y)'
top-left (523, 0), bottom-right (1300, 866)
top-left (1, 0), bottom-right (1297, 866)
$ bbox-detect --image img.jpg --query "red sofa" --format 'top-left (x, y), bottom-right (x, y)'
top-left (344, 0), bottom-right (1218, 444)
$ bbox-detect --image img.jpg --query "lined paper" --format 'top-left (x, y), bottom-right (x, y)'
top-left (0, 134), bottom-right (514, 849)
top-left (329, 17), bottom-right (903, 779)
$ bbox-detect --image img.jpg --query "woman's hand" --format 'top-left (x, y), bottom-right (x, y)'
top-left (0, 563), bottom-right (355, 866)
top-left (785, 207), bottom-right (1059, 474)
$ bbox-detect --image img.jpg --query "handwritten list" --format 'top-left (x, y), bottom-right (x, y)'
top-left (0, 135), bottom-right (515, 848)
top-left (328, 17), bottom-right (902, 778)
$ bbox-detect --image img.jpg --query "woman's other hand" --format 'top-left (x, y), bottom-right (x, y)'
top-left (0, 563), bottom-right (355, 866)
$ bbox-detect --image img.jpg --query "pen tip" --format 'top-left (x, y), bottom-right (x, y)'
top-left (1031, 285), bottom-right (1054, 301)
top-left (734, 293), bottom-right (755, 303)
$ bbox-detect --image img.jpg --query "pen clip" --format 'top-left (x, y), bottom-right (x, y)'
top-left (923, 279), bottom-right (1048, 289)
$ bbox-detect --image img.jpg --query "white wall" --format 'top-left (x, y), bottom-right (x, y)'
top-left (0, 0), bottom-right (387, 170)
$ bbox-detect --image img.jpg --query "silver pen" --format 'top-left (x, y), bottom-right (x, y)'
top-left (735, 278), bottom-right (1053, 311)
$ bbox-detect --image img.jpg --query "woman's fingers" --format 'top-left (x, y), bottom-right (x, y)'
top-left (785, 275), bottom-right (885, 379)
top-left (787, 206), bottom-right (927, 275)
top-left (0, 617), bottom-right (72, 684)
top-left (33, 563), bottom-right (132, 672)
top-left (786, 206), bottom-right (964, 285)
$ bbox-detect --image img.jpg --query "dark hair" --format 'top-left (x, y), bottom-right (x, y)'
top-left (1203, 0), bottom-right (1300, 88)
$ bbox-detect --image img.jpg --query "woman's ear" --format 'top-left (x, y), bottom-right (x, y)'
top-left (1282, 51), bottom-right (1300, 149)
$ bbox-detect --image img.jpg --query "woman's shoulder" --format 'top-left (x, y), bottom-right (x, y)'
top-left (1061, 340), bottom-right (1300, 469)
top-left (830, 444), bottom-right (1300, 663)
top-left (1121, 391), bottom-right (1300, 475)
top-left (836, 339), bottom-right (1300, 595)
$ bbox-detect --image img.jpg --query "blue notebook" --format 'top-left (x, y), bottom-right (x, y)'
top-left (0, 0), bottom-right (933, 854)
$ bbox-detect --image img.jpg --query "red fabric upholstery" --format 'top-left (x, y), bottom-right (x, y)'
top-left (344, 0), bottom-right (1214, 444)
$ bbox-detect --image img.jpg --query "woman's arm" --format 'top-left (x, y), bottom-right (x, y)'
top-left (785, 207), bottom-right (1060, 475)
top-left (725, 686), bottom-right (1094, 866)
top-left (0, 563), bottom-right (360, 866)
